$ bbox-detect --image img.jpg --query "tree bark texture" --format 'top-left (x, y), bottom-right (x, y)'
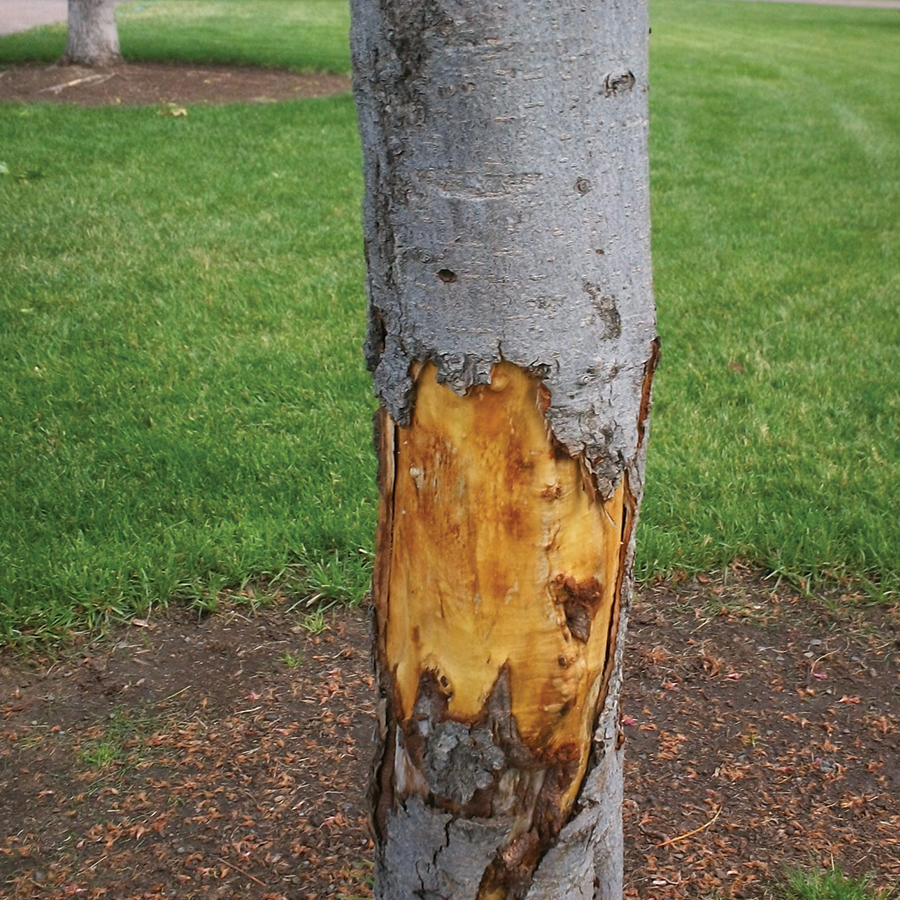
top-left (62, 0), bottom-right (121, 67)
top-left (351, 1), bottom-right (657, 897)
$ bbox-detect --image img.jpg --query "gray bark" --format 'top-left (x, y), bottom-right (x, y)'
top-left (352, 0), bottom-right (655, 498)
top-left (352, 0), bottom-right (656, 897)
top-left (62, 0), bottom-right (121, 67)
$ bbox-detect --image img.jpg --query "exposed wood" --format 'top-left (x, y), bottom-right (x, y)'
top-left (387, 360), bottom-right (623, 784)
top-left (371, 361), bottom-right (629, 898)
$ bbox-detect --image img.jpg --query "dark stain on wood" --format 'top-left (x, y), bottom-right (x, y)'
top-left (553, 574), bottom-right (604, 643)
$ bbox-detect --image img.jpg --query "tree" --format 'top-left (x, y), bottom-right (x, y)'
top-left (61, 0), bottom-right (122, 67)
top-left (350, 1), bottom-right (658, 897)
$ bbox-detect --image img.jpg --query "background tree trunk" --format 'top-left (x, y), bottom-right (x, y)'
top-left (61, 0), bottom-right (121, 67)
top-left (351, 1), bottom-right (657, 897)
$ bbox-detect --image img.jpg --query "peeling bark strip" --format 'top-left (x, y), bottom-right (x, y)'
top-left (352, 1), bottom-right (656, 897)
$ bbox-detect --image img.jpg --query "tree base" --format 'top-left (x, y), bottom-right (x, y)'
top-left (62, 0), bottom-right (121, 69)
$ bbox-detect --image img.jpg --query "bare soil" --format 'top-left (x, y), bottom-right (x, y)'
top-left (1, 568), bottom-right (898, 900)
top-left (0, 63), bottom-right (350, 106)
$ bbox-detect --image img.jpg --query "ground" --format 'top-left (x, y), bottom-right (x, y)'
top-left (1, 63), bottom-right (899, 900)
top-left (0, 62), bottom-right (349, 106)
top-left (1, 567), bottom-right (898, 900)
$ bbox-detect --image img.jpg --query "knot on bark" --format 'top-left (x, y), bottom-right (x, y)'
top-left (602, 70), bottom-right (636, 97)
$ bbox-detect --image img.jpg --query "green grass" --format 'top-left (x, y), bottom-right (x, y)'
top-left (279, 649), bottom-right (305, 668)
top-left (0, 0), bottom-right (351, 73)
top-left (78, 707), bottom-right (152, 773)
top-left (0, 97), bottom-right (373, 642)
top-left (1, 0), bottom-right (899, 643)
top-left (781, 865), bottom-right (895, 900)
top-left (639, 0), bottom-right (900, 595)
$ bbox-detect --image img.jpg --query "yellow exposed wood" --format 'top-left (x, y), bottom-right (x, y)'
top-left (382, 361), bottom-right (625, 812)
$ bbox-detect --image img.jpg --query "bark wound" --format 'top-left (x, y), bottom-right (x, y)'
top-left (372, 361), bottom-right (627, 898)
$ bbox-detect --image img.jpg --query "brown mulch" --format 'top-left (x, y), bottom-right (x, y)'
top-left (623, 573), bottom-right (900, 898)
top-left (0, 62), bottom-right (350, 106)
top-left (1, 568), bottom-right (898, 900)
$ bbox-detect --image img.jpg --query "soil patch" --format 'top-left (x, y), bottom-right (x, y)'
top-left (0, 63), bottom-right (350, 106)
top-left (623, 573), bottom-right (900, 898)
top-left (2, 569), bottom-right (898, 899)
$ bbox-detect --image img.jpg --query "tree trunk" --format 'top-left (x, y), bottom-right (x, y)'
top-left (61, 0), bottom-right (121, 67)
top-left (351, 1), bottom-right (657, 897)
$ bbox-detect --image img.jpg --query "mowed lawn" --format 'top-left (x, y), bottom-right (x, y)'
top-left (1, 0), bottom-right (898, 643)
top-left (643, 0), bottom-right (900, 591)
top-left (0, 0), bottom-right (352, 72)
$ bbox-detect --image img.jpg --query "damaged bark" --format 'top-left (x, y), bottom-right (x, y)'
top-left (371, 363), bottom-right (636, 899)
top-left (351, 1), bottom-right (657, 897)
